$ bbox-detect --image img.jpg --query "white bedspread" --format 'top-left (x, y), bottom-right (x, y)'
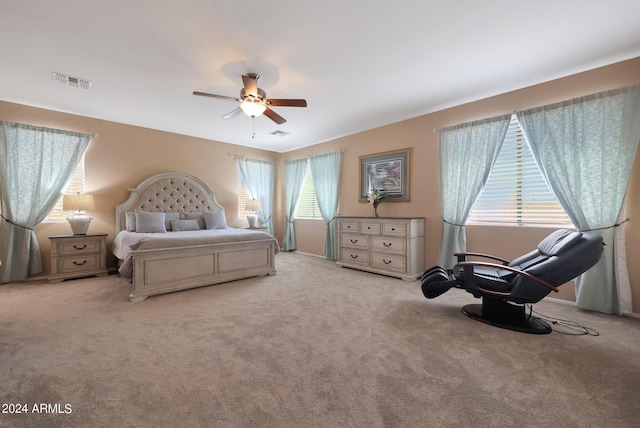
top-left (112, 228), bottom-right (279, 278)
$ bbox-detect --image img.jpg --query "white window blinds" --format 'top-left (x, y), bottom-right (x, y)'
top-left (467, 115), bottom-right (572, 226)
top-left (46, 155), bottom-right (85, 221)
top-left (295, 160), bottom-right (322, 219)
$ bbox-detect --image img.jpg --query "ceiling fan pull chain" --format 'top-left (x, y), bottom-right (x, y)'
top-left (252, 117), bottom-right (255, 139)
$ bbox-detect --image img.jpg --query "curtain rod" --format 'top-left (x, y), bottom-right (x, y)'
top-left (282, 149), bottom-right (344, 164)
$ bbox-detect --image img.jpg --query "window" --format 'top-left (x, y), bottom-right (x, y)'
top-left (295, 161), bottom-right (322, 219)
top-left (467, 115), bottom-right (572, 226)
top-left (237, 168), bottom-right (251, 217)
top-left (46, 155), bottom-right (86, 221)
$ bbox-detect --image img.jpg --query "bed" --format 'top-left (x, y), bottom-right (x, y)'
top-left (113, 172), bottom-right (278, 301)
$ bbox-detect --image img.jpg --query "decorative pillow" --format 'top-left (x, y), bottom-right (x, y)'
top-left (164, 212), bottom-right (180, 231)
top-left (125, 211), bottom-right (136, 231)
top-left (183, 212), bottom-right (206, 229)
top-left (170, 219), bottom-right (201, 232)
top-left (203, 210), bottom-right (228, 230)
top-left (135, 211), bottom-right (167, 233)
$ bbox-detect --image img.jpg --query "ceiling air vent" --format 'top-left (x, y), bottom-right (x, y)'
top-left (269, 130), bottom-right (290, 137)
top-left (52, 71), bottom-right (92, 90)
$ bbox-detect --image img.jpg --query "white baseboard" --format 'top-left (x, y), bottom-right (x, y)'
top-left (287, 250), bottom-right (327, 259)
top-left (545, 296), bottom-right (639, 318)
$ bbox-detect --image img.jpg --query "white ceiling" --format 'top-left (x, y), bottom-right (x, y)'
top-left (2, 1), bottom-right (640, 153)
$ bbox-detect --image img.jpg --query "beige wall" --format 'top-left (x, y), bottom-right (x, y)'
top-left (2, 57), bottom-right (639, 312)
top-left (282, 57), bottom-right (640, 313)
top-left (0, 101), bottom-right (280, 276)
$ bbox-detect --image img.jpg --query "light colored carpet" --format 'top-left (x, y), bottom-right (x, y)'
top-left (1, 252), bottom-right (639, 428)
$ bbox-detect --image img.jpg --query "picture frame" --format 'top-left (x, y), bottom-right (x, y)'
top-left (359, 148), bottom-right (412, 202)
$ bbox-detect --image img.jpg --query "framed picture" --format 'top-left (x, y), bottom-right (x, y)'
top-left (359, 148), bottom-right (412, 202)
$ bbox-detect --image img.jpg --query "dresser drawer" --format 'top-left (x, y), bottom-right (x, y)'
top-left (340, 221), bottom-right (360, 233)
top-left (340, 248), bottom-right (369, 265)
top-left (360, 222), bottom-right (381, 234)
top-left (382, 223), bottom-right (406, 236)
top-left (371, 236), bottom-right (406, 254)
top-left (341, 234), bottom-right (369, 249)
top-left (371, 253), bottom-right (406, 272)
top-left (58, 239), bottom-right (102, 255)
top-left (58, 254), bottom-right (101, 273)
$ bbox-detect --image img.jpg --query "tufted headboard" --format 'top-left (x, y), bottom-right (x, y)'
top-left (115, 172), bottom-right (224, 233)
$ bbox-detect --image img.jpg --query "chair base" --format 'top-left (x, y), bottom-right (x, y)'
top-left (461, 300), bottom-right (552, 334)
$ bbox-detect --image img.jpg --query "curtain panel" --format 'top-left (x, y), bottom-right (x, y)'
top-left (517, 84), bottom-right (640, 314)
top-left (283, 158), bottom-right (308, 251)
top-left (236, 157), bottom-right (275, 235)
top-left (0, 122), bottom-right (90, 282)
top-left (309, 151), bottom-right (342, 260)
top-left (437, 115), bottom-right (512, 269)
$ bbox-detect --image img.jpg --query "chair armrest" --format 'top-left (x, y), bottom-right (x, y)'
top-left (458, 261), bottom-right (559, 293)
top-left (454, 252), bottom-right (510, 265)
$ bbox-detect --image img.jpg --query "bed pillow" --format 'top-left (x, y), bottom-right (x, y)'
top-left (135, 211), bottom-right (167, 233)
top-left (183, 212), bottom-right (206, 229)
top-left (125, 211), bottom-right (136, 231)
top-left (203, 210), bottom-right (228, 230)
top-left (164, 212), bottom-right (180, 231)
top-left (170, 219), bottom-right (201, 232)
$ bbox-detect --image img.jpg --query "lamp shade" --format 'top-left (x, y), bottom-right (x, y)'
top-left (245, 199), bottom-right (261, 212)
top-left (63, 194), bottom-right (95, 212)
top-left (240, 101), bottom-right (267, 117)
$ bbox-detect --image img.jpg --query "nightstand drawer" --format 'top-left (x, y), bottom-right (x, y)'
top-left (371, 253), bottom-right (406, 272)
top-left (371, 236), bottom-right (406, 254)
top-left (58, 239), bottom-right (101, 255)
top-left (48, 233), bottom-right (108, 283)
top-left (58, 254), bottom-right (101, 273)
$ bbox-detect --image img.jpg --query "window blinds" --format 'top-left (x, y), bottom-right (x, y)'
top-left (467, 115), bottom-right (572, 226)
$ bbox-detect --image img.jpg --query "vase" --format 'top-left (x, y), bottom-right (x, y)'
top-left (373, 204), bottom-right (379, 217)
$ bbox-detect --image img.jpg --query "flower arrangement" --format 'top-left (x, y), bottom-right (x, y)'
top-left (367, 188), bottom-right (387, 217)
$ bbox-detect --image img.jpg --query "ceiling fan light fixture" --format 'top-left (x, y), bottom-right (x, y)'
top-left (240, 100), bottom-right (267, 117)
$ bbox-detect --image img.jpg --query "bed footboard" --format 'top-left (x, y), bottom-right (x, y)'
top-left (129, 239), bottom-right (277, 302)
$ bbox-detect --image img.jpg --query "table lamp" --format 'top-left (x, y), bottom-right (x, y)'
top-left (63, 193), bottom-right (95, 235)
top-left (245, 199), bottom-right (261, 228)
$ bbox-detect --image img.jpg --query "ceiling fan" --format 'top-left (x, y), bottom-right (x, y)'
top-left (193, 73), bottom-right (307, 125)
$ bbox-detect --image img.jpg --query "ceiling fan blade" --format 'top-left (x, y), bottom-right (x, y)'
top-left (193, 91), bottom-right (239, 102)
top-left (263, 107), bottom-right (286, 124)
top-left (266, 99), bottom-right (307, 107)
top-left (242, 75), bottom-right (258, 97)
top-left (222, 107), bottom-right (242, 119)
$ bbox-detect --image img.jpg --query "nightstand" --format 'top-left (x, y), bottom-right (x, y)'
top-left (48, 234), bottom-right (108, 283)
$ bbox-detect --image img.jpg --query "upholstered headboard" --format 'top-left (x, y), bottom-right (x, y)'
top-left (115, 172), bottom-right (224, 233)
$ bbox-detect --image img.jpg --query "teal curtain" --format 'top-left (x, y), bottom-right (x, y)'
top-left (0, 122), bottom-right (90, 282)
top-left (310, 151), bottom-right (342, 260)
top-left (437, 115), bottom-right (511, 269)
top-left (283, 158), bottom-right (307, 251)
top-left (236, 157), bottom-right (275, 235)
top-left (517, 84), bottom-right (640, 314)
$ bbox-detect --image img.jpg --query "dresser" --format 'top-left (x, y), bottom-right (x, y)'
top-left (336, 217), bottom-right (425, 281)
top-left (48, 234), bottom-right (108, 283)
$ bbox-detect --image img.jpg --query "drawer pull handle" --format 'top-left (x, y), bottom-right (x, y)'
top-left (383, 259), bottom-right (392, 265)
top-left (73, 244), bottom-right (87, 250)
top-left (391, 228), bottom-right (396, 231)
top-left (73, 260), bottom-right (87, 266)
top-left (367, 226), bottom-right (371, 229)
top-left (350, 239), bottom-right (358, 243)
top-left (383, 242), bottom-right (392, 247)
top-left (350, 254), bottom-right (358, 259)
